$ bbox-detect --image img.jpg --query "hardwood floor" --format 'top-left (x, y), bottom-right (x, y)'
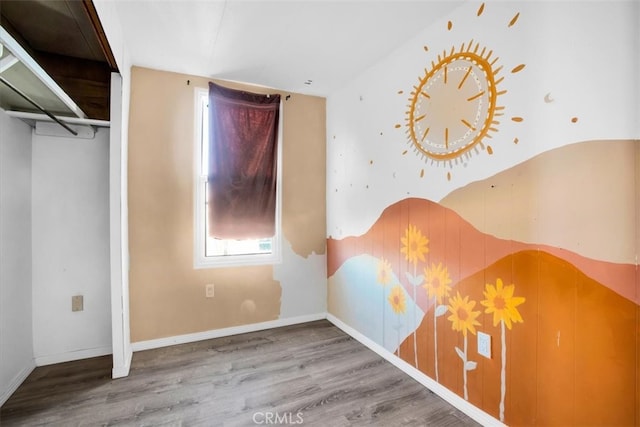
top-left (1, 320), bottom-right (480, 426)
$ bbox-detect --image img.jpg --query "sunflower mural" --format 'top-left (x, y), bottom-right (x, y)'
top-left (376, 258), bottom-right (392, 347)
top-left (481, 278), bottom-right (525, 422)
top-left (387, 284), bottom-right (407, 356)
top-left (447, 291), bottom-right (481, 401)
top-left (400, 224), bottom-right (429, 266)
top-left (422, 262), bottom-right (452, 382)
top-left (400, 224), bottom-right (429, 369)
top-left (376, 258), bottom-right (393, 286)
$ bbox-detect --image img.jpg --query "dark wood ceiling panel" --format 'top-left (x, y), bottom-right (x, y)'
top-left (1, 0), bottom-right (103, 61)
top-left (34, 51), bottom-right (111, 121)
top-left (0, 0), bottom-right (116, 120)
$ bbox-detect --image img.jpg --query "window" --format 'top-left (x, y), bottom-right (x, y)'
top-left (194, 88), bottom-right (282, 268)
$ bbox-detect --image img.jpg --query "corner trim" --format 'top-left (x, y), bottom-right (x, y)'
top-left (326, 313), bottom-right (505, 427)
top-left (131, 313), bottom-right (327, 352)
top-left (0, 362), bottom-right (35, 407)
top-left (112, 347), bottom-right (132, 379)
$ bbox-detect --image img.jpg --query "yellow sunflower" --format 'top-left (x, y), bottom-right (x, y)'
top-left (376, 258), bottom-right (393, 286)
top-left (388, 285), bottom-right (406, 314)
top-left (481, 278), bottom-right (525, 329)
top-left (447, 292), bottom-right (481, 336)
top-left (422, 262), bottom-right (452, 304)
top-left (400, 224), bottom-right (429, 267)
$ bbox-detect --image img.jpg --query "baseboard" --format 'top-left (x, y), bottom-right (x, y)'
top-left (326, 313), bottom-right (505, 427)
top-left (132, 313), bottom-right (327, 352)
top-left (34, 346), bottom-right (112, 367)
top-left (0, 362), bottom-right (35, 407)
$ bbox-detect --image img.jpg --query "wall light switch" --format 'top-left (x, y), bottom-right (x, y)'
top-left (72, 295), bottom-right (83, 312)
top-left (205, 283), bottom-right (215, 298)
top-left (477, 331), bottom-right (491, 358)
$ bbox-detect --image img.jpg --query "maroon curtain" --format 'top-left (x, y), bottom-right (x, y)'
top-left (207, 82), bottom-right (280, 240)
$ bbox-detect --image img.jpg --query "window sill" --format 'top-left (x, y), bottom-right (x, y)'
top-left (194, 252), bottom-right (282, 269)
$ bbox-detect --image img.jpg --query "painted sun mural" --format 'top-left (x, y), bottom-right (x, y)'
top-left (399, 3), bottom-right (525, 180)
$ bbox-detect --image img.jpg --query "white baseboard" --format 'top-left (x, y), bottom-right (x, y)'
top-left (326, 313), bottom-right (505, 427)
top-left (131, 313), bottom-right (327, 352)
top-left (0, 362), bottom-right (35, 407)
top-left (34, 346), bottom-right (112, 367)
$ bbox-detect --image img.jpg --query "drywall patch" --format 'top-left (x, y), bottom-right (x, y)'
top-left (275, 238), bottom-right (327, 318)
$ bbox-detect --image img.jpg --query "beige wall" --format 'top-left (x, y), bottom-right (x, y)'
top-left (128, 67), bottom-right (325, 342)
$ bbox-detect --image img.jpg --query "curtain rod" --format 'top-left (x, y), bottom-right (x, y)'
top-left (0, 76), bottom-right (78, 136)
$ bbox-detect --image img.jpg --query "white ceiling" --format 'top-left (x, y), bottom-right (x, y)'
top-left (110, 0), bottom-right (464, 97)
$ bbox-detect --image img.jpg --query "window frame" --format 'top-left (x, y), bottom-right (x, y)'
top-left (193, 87), bottom-right (282, 269)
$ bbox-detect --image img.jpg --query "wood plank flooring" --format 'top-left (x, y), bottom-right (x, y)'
top-left (1, 320), bottom-right (480, 426)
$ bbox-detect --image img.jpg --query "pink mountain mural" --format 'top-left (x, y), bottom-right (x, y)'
top-left (328, 197), bottom-right (636, 308)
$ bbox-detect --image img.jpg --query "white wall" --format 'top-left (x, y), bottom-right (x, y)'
top-left (31, 128), bottom-right (112, 365)
top-left (0, 109), bottom-right (34, 405)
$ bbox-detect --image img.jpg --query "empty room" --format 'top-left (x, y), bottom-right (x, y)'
top-left (1, 0), bottom-right (638, 425)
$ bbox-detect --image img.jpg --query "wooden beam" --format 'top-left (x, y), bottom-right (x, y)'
top-left (82, 0), bottom-right (119, 72)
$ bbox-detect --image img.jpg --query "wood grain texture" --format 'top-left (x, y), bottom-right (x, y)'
top-left (1, 321), bottom-right (479, 426)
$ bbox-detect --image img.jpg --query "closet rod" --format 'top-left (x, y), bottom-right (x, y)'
top-left (5, 110), bottom-right (110, 127)
top-left (0, 76), bottom-right (78, 136)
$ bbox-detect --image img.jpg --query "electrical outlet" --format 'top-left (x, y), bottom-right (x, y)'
top-left (205, 283), bottom-right (215, 298)
top-left (477, 331), bottom-right (491, 358)
top-left (72, 295), bottom-right (83, 312)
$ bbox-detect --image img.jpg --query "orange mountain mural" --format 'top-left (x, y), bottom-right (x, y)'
top-left (327, 197), bottom-right (638, 425)
top-left (394, 249), bottom-right (637, 426)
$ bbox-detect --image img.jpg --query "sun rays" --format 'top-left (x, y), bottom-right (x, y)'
top-left (396, 3), bottom-right (525, 180)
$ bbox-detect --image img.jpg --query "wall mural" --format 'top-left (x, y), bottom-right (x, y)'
top-left (327, 2), bottom-right (638, 425)
top-left (481, 278), bottom-right (525, 421)
top-left (401, 4), bottom-right (524, 181)
top-left (327, 195), bottom-right (637, 425)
